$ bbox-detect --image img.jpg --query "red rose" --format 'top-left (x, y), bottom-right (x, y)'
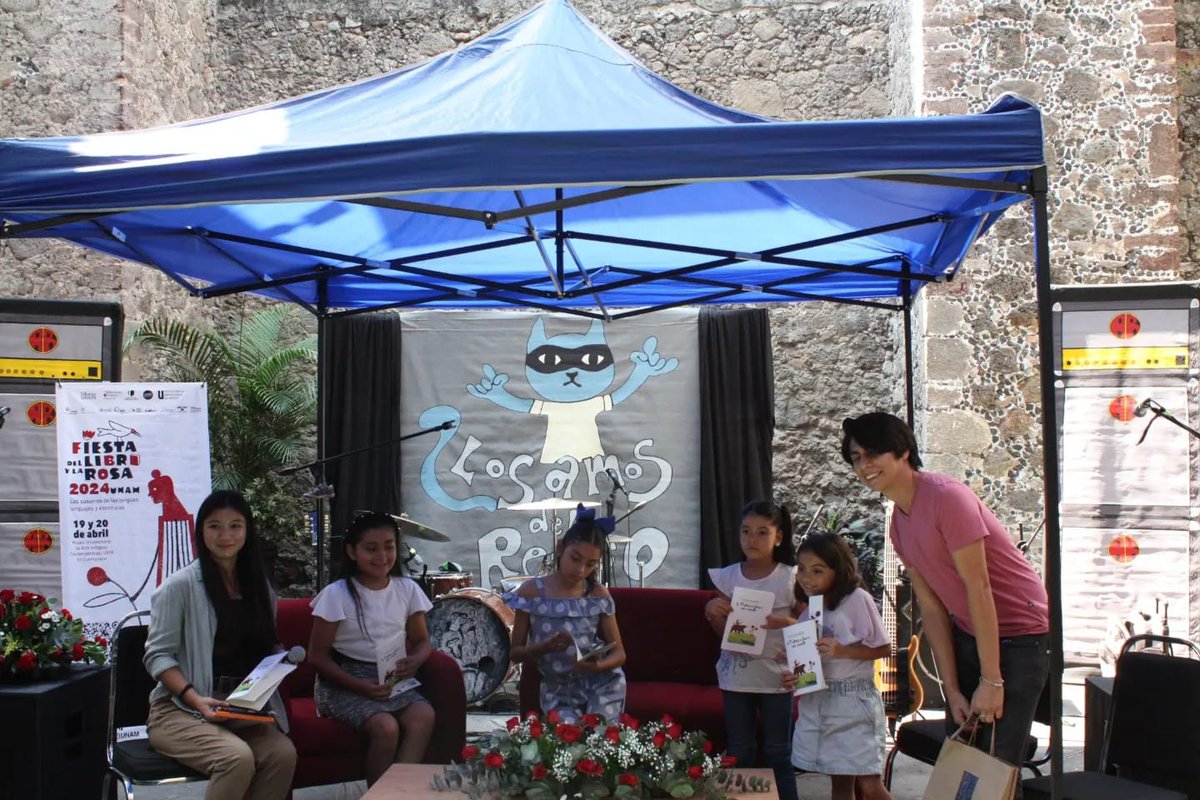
top-left (619, 713), bottom-right (639, 730)
top-left (575, 758), bottom-right (604, 777)
top-left (604, 725), bottom-right (621, 744)
top-left (95, 636), bottom-right (108, 648)
top-left (16, 652), bottom-right (36, 672)
top-left (581, 713), bottom-right (601, 729)
top-left (460, 745), bottom-right (479, 761)
top-left (483, 752), bottom-right (504, 769)
top-left (0, 589), bottom-right (13, 603)
top-left (14, 614), bottom-right (31, 631)
top-left (661, 713), bottom-right (675, 725)
top-left (524, 710), bottom-right (540, 721)
top-left (506, 716), bottom-right (521, 731)
top-left (618, 773), bottom-right (638, 787)
top-left (87, 567), bottom-right (108, 587)
top-left (556, 724), bottom-right (582, 744)
top-left (71, 643), bottom-right (85, 661)
top-left (61, 609), bottom-right (72, 620)
top-left (652, 730), bottom-right (667, 747)
top-left (17, 592), bottom-right (34, 606)
top-left (667, 723), bottom-right (683, 740)
top-left (529, 720), bottom-right (544, 738)
top-left (31, 594), bottom-right (44, 605)
top-left (703, 740), bottom-right (713, 754)
top-left (688, 765), bottom-right (705, 780)
top-left (51, 646), bottom-right (63, 659)
top-left (547, 709), bottom-right (561, 724)
top-left (532, 764), bottom-right (548, 780)
top-left (720, 755), bottom-right (738, 768)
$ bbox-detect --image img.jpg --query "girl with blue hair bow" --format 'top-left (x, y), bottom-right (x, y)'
top-left (505, 506), bottom-right (627, 722)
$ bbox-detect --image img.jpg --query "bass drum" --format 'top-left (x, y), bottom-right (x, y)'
top-left (426, 587), bottom-right (516, 705)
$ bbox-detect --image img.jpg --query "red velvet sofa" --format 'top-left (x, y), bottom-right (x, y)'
top-left (275, 597), bottom-right (467, 789)
top-left (519, 587), bottom-right (726, 749)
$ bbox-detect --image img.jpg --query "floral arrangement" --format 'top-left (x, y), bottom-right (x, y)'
top-left (0, 589), bottom-right (108, 679)
top-left (435, 710), bottom-right (772, 800)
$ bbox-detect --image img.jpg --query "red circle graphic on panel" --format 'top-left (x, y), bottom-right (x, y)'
top-left (23, 528), bottom-right (53, 555)
top-left (1109, 313), bottom-right (1141, 339)
top-left (1108, 534), bottom-right (1140, 563)
top-left (1108, 395), bottom-right (1138, 423)
top-left (27, 327), bottom-right (58, 353)
top-left (26, 400), bottom-right (56, 427)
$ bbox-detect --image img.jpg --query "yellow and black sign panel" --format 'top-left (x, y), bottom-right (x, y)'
top-left (0, 356), bottom-right (104, 380)
top-left (1061, 346), bottom-right (1189, 371)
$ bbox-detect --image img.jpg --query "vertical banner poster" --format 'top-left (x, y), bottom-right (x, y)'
top-left (56, 382), bottom-right (210, 634)
top-left (400, 310), bottom-right (701, 588)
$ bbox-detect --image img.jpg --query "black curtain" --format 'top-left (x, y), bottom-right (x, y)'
top-left (698, 307), bottom-right (774, 587)
top-left (324, 312), bottom-right (404, 572)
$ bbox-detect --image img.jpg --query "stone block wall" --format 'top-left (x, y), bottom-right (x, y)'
top-left (3, 0), bottom-right (1196, 559)
top-left (917, 0), bottom-right (1196, 542)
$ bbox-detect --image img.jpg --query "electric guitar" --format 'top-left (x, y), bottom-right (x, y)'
top-left (874, 512), bottom-right (923, 721)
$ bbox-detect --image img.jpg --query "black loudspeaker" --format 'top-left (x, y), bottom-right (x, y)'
top-left (0, 665), bottom-right (109, 800)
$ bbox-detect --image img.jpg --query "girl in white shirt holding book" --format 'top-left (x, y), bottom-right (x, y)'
top-left (308, 512), bottom-right (435, 786)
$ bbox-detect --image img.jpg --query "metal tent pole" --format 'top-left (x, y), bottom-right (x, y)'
top-left (1031, 166), bottom-right (1063, 800)
top-left (902, 261), bottom-right (915, 427)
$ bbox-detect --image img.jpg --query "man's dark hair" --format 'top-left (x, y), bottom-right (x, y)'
top-left (840, 412), bottom-right (922, 469)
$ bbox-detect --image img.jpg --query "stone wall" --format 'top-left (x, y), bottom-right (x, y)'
top-left (917, 0), bottom-right (1195, 543)
top-left (4, 0), bottom-right (1197, 558)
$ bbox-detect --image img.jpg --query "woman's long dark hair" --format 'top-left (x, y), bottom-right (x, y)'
top-left (338, 511), bottom-right (403, 641)
top-left (794, 532), bottom-right (863, 611)
top-left (194, 490), bottom-right (277, 656)
top-left (739, 499), bottom-right (796, 566)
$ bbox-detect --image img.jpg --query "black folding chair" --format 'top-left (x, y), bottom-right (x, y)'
top-left (101, 610), bottom-right (206, 799)
top-left (882, 677), bottom-right (1048, 789)
top-left (1023, 634), bottom-right (1200, 800)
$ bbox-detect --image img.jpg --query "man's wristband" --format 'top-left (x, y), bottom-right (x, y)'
top-left (176, 682), bottom-right (196, 700)
top-left (979, 676), bottom-right (1004, 688)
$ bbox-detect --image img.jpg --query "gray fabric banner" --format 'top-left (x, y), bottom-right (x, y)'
top-left (399, 309), bottom-right (700, 589)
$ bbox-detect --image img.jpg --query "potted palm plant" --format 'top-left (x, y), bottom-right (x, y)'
top-left (126, 305), bottom-right (317, 594)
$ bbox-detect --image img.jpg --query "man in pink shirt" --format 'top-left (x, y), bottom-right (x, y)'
top-left (840, 413), bottom-right (1049, 785)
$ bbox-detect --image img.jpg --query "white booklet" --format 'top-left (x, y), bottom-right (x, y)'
top-left (376, 633), bottom-right (421, 698)
top-left (225, 651), bottom-right (297, 710)
top-left (720, 586), bottom-right (775, 655)
top-left (571, 631), bottom-right (617, 663)
top-left (782, 619), bottom-right (826, 696)
top-left (807, 593), bottom-right (824, 632)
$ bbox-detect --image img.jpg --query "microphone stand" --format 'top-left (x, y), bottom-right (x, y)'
top-left (602, 486), bottom-right (617, 587)
top-left (277, 420), bottom-right (454, 587)
top-left (1136, 399), bottom-right (1200, 445)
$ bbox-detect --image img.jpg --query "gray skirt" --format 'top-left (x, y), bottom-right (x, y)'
top-left (315, 654), bottom-right (429, 730)
top-left (791, 678), bottom-right (887, 776)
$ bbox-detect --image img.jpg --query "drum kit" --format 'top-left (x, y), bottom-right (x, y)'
top-left (372, 497), bottom-right (630, 707)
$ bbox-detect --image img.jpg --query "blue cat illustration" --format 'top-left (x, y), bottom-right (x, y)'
top-left (467, 318), bottom-right (677, 463)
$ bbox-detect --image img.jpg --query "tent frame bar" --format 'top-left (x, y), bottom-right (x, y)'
top-left (866, 173), bottom-right (1031, 194)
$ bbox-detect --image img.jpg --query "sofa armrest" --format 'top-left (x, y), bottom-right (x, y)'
top-left (419, 650), bottom-right (467, 764)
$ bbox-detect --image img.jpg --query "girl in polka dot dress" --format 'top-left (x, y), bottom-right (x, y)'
top-left (504, 507), bottom-right (627, 722)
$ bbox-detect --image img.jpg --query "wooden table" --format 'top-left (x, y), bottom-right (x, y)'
top-left (364, 763), bottom-right (779, 799)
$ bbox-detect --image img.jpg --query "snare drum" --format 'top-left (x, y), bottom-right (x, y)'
top-left (419, 571), bottom-right (472, 599)
top-left (426, 588), bottom-right (516, 705)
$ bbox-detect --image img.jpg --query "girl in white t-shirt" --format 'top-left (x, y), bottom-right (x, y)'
top-left (704, 500), bottom-right (799, 800)
top-left (779, 532), bottom-right (891, 800)
top-left (308, 512), bottom-right (435, 786)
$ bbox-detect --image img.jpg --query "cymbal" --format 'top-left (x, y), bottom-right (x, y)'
top-left (505, 498), bottom-right (601, 512)
top-left (354, 510), bottom-right (451, 542)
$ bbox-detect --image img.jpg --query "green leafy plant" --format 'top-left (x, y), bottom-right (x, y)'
top-left (435, 711), bottom-right (769, 800)
top-left (125, 306), bottom-right (317, 553)
top-left (796, 504), bottom-right (884, 606)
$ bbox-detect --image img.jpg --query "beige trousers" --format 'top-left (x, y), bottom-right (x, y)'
top-left (147, 698), bottom-right (297, 800)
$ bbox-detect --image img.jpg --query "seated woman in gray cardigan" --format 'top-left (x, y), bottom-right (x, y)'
top-left (143, 490), bottom-right (297, 800)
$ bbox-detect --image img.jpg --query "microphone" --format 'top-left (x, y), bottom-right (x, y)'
top-left (606, 468), bottom-right (628, 495)
top-left (1135, 398), bottom-right (1153, 417)
top-left (0, 406), bottom-right (9, 417)
top-left (405, 544), bottom-right (426, 569)
top-left (285, 645), bottom-right (306, 665)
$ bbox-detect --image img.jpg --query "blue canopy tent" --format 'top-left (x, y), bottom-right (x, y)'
top-left (0, 0), bottom-right (1064, 793)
